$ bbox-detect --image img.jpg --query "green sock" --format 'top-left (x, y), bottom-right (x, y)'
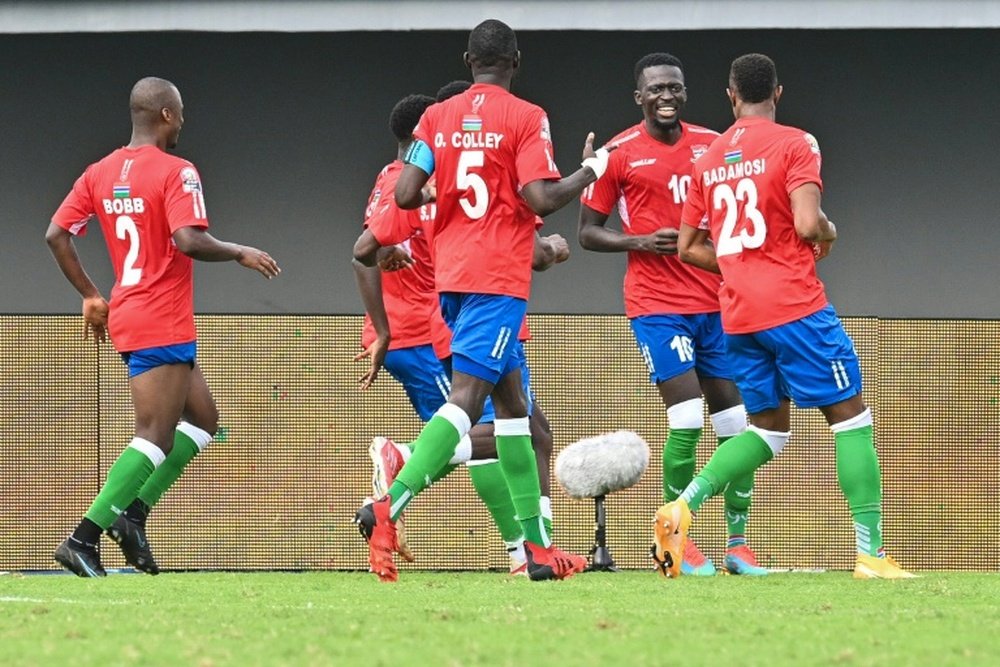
top-left (496, 428), bottom-right (547, 546)
top-left (467, 460), bottom-right (523, 544)
top-left (389, 414), bottom-right (462, 520)
top-left (84, 440), bottom-right (160, 529)
top-left (719, 435), bottom-right (753, 542)
top-left (835, 424), bottom-right (883, 556)
top-left (400, 441), bottom-right (455, 485)
top-left (663, 428), bottom-right (701, 502)
top-left (540, 495), bottom-right (553, 537)
top-left (137, 427), bottom-right (205, 509)
top-left (682, 430), bottom-right (772, 512)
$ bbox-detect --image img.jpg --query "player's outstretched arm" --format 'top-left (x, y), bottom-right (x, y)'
top-left (352, 258), bottom-right (390, 390)
top-left (172, 226), bottom-right (280, 278)
top-left (522, 132), bottom-right (612, 218)
top-left (45, 222), bottom-right (109, 342)
top-left (532, 233), bottom-right (570, 271)
top-left (677, 224), bottom-right (720, 274)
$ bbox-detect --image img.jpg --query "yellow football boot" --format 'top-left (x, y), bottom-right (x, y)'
top-left (651, 499), bottom-right (692, 578)
top-left (854, 553), bottom-right (917, 579)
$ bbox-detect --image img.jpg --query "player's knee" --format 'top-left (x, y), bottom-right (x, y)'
top-left (667, 397), bottom-right (704, 430)
top-left (710, 404), bottom-right (748, 438)
top-left (748, 424), bottom-right (790, 457)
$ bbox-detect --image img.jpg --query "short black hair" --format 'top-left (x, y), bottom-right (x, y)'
top-left (633, 53), bottom-right (683, 86)
top-left (729, 53), bottom-right (778, 104)
top-left (436, 80), bottom-right (472, 102)
top-left (389, 94), bottom-right (435, 142)
top-left (467, 19), bottom-right (517, 67)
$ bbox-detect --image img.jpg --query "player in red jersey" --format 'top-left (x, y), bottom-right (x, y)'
top-left (353, 92), bottom-right (565, 573)
top-left (656, 54), bottom-right (913, 578)
top-left (46, 77), bottom-right (279, 577)
top-left (580, 53), bottom-right (766, 577)
top-left (352, 19), bottom-right (611, 582)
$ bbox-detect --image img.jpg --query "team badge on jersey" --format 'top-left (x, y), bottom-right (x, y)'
top-left (539, 116), bottom-right (552, 142)
top-left (462, 115), bottom-right (483, 132)
top-left (691, 144), bottom-right (709, 162)
top-left (180, 167), bottom-right (202, 193)
top-left (729, 127), bottom-right (746, 146)
top-left (803, 132), bottom-right (821, 155)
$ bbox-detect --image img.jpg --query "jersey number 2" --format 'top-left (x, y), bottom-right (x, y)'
top-left (714, 178), bottom-right (766, 257)
top-left (457, 151), bottom-right (488, 220)
top-left (116, 215), bottom-right (142, 287)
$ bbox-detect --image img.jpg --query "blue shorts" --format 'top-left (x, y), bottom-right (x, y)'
top-left (120, 341), bottom-right (197, 378)
top-left (386, 344), bottom-right (534, 424)
top-left (384, 345), bottom-right (451, 421)
top-left (630, 313), bottom-right (732, 384)
top-left (725, 305), bottom-right (862, 414)
top-left (439, 293), bottom-right (527, 384)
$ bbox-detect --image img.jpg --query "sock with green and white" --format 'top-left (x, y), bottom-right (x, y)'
top-left (123, 422), bottom-right (212, 525)
top-left (78, 438), bottom-right (165, 542)
top-left (680, 426), bottom-right (781, 512)
top-left (495, 417), bottom-right (548, 547)
top-left (539, 495), bottom-right (553, 537)
top-left (466, 458), bottom-right (524, 546)
top-left (663, 398), bottom-right (704, 502)
top-left (711, 405), bottom-right (753, 548)
top-left (832, 409), bottom-right (884, 557)
top-left (388, 403), bottom-right (470, 520)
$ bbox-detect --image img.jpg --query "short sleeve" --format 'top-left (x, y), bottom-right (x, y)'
top-left (165, 163), bottom-right (210, 232)
top-left (680, 167), bottom-right (708, 229)
top-left (367, 201), bottom-right (421, 247)
top-left (51, 168), bottom-right (95, 236)
top-left (785, 132), bottom-right (823, 194)
top-left (515, 108), bottom-right (561, 186)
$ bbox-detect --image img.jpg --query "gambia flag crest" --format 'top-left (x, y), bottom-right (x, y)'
top-left (113, 183), bottom-right (130, 198)
top-left (462, 115), bottom-right (482, 132)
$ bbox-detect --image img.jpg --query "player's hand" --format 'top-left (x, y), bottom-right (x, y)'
top-left (639, 228), bottom-right (679, 255)
top-left (82, 296), bottom-right (109, 343)
top-left (421, 181), bottom-right (437, 204)
top-left (813, 240), bottom-right (834, 261)
top-left (237, 246), bottom-right (281, 278)
top-left (543, 234), bottom-right (571, 264)
top-left (354, 336), bottom-right (389, 390)
top-left (580, 132), bottom-right (614, 179)
top-left (376, 245), bottom-right (415, 272)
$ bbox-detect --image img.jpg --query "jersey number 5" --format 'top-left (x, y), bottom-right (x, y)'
top-left (116, 215), bottom-right (142, 287)
top-left (714, 178), bottom-right (766, 257)
top-left (457, 150), bottom-right (488, 220)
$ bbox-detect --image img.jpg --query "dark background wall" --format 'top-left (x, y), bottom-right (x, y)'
top-left (3, 29), bottom-right (997, 316)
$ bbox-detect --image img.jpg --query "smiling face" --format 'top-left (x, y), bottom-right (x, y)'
top-left (635, 64), bottom-right (687, 132)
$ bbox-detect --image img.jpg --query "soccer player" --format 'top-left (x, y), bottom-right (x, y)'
top-left (579, 53), bottom-right (766, 576)
top-left (659, 53), bottom-right (913, 578)
top-left (46, 77), bottom-right (279, 577)
top-left (353, 19), bottom-right (611, 582)
top-left (353, 91), bottom-right (567, 572)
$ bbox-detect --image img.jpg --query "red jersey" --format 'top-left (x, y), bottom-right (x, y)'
top-left (51, 145), bottom-right (208, 352)
top-left (582, 121), bottom-right (723, 318)
top-left (363, 161), bottom-right (451, 359)
top-left (411, 82), bottom-right (559, 300)
top-left (681, 116), bottom-right (828, 334)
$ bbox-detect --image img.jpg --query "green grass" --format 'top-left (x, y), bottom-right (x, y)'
top-left (2, 571), bottom-right (998, 666)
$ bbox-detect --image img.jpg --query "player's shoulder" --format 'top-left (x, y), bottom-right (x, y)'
top-left (682, 121), bottom-right (721, 139)
top-left (607, 123), bottom-right (644, 148)
top-left (769, 122), bottom-right (821, 154)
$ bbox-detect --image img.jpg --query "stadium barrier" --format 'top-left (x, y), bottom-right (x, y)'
top-left (2, 315), bottom-right (996, 572)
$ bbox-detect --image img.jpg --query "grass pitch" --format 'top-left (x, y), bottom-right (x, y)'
top-left (2, 570), bottom-right (998, 666)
